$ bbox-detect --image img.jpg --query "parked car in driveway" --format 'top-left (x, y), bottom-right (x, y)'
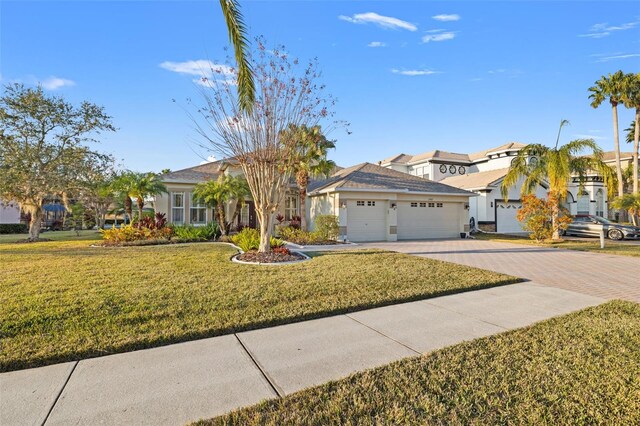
top-left (563, 215), bottom-right (640, 240)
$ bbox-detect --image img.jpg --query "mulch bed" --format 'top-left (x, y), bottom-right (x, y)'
top-left (236, 250), bottom-right (306, 263)
top-left (14, 238), bottom-right (53, 244)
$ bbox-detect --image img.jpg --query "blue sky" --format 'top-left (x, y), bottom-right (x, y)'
top-left (2, 1), bottom-right (639, 172)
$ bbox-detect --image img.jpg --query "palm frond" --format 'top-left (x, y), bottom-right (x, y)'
top-left (219, 0), bottom-right (255, 113)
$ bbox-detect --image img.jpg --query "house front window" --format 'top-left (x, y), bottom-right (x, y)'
top-left (285, 194), bottom-right (299, 220)
top-left (171, 192), bottom-right (185, 224)
top-left (190, 193), bottom-right (207, 225)
top-left (577, 191), bottom-right (590, 215)
top-left (596, 189), bottom-right (604, 217)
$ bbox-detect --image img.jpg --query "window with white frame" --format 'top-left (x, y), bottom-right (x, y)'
top-left (285, 194), bottom-right (298, 220)
top-left (411, 202), bottom-right (418, 207)
top-left (367, 201), bottom-right (376, 207)
top-left (190, 193), bottom-right (207, 225)
top-left (577, 191), bottom-right (590, 215)
top-left (419, 202), bottom-right (427, 207)
top-left (428, 202), bottom-right (435, 208)
top-left (356, 200), bottom-right (365, 206)
top-left (436, 202), bottom-right (443, 208)
top-left (171, 192), bottom-right (185, 224)
top-left (596, 189), bottom-right (604, 217)
top-left (240, 204), bottom-right (249, 225)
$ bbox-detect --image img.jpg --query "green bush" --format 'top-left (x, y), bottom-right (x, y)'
top-left (231, 227), bottom-right (284, 251)
top-left (315, 215), bottom-right (340, 241)
top-left (172, 222), bottom-right (220, 242)
top-left (0, 224), bottom-right (28, 234)
top-left (278, 226), bottom-right (325, 245)
top-left (100, 225), bottom-right (174, 245)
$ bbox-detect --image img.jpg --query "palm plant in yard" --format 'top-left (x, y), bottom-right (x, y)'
top-left (192, 174), bottom-right (250, 235)
top-left (611, 194), bottom-right (640, 227)
top-left (112, 172), bottom-right (167, 227)
top-left (281, 124), bottom-right (336, 231)
top-left (501, 120), bottom-right (614, 241)
top-left (621, 72), bottom-right (640, 194)
top-left (589, 70), bottom-right (627, 198)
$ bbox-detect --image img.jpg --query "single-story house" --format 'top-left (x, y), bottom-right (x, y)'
top-left (380, 142), bottom-right (612, 233)
top-left (155, 160), bottom-right (474, 242)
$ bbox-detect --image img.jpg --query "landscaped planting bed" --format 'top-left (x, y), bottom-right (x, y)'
top-left (202, 300), bottom-right (640, 425)
top-left (0, 236), bottom-right (518, 372)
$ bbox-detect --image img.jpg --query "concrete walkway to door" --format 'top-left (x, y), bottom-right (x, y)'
top-left (362, 239), bottom-right (640, 303)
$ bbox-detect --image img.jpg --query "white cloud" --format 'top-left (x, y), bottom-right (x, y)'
top-left (40, 76), bottom-right (75, 90)
top-left (432, 14), bottom-right (460, 22)
top-left (580, 20), bottom-right (638, 38)
top-left (592, 53), bottom-right (640, 62)
top-left (421, 30), bottom-right (456, 43)
top-left (199, 155), bottom-right (217, 165)
top-left (159, 60), bottom-right (233, 78)
top-left (573, 134), bottom-right (606, 141)
top-left (338, 12), bottom-right (417, 31)
top-left (367, 41), bottom-right (387, 47)
top-left (391, 68), bottom-right (440, 76)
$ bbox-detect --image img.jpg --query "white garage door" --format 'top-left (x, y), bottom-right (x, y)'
top-left (496, 201), bottom-right (525, 233)
top-left (397, 201), bottom-right (460, 239)
top-left (347, 200), bottom-right (387, 242)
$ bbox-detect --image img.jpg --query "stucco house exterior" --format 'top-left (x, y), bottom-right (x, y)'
top-left (0, 199), bottom-right (21, 224)
top-left (155, 160), bottom-right (474, 242)
top-left (379, 143), bottom-right (610, 233)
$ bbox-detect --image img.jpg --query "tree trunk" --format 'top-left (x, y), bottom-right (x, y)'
top-left (551, 202), bottom-right (560, 241)
top-left (124, 196), bottom-right (133, 225)
top-left (217, 203), bottom-right (228, 235)
top-left (612, 103), bottom-right (624, 197)
top-left (633, 107), bottom-right (639, 195)
top-left (256, 205), bottom-right (273, 253)
top-left (28, 206), bottom-right (43, 241)
top-left (299, 187), bottom-right (307, 231)
top-left (137, 197), bottom-right (144, 227)
top-left (229, 200), bottom-right (243, 229)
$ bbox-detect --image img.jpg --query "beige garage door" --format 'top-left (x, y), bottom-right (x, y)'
top-left (347, 200), bottom-right (387, 242)
top-left (397, 201), bottom-right (460, 239)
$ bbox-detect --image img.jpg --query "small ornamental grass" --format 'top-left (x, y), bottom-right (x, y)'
top-left (202, 300), bottom-right (640, 425)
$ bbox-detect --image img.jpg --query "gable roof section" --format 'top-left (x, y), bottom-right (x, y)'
top-left (379, 153), bottom-right (413, 165)
top-left (308, 163), bottom-right (473, 196)
top-left (439, 168), bottom-right (510, 190)
top-left (408, 150), bottom-right (471, 164)
top-left (601, 151), bottom-right (634, 162)
top-left (161, 161), bottom-right (224, 183)
top-left (468, 142), bottom-right (527, 161)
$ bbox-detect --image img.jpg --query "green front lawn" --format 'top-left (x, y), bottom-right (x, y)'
top-left (0, 237), bottom-right (518, 372)
top-left (474, 232), bottom-right (640, 257)
top-left (204, 300), bottom-right (640, 425)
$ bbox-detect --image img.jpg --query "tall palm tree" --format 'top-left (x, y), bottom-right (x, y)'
top-left (611, 193), bottom-right (640, 226)
top-left (192, 174), bottom-right (250, 235)
top-left (589, 70), bottom-right (626, 198)
top-left (501, 120), bottom-right (614, 240)
top-left (219, 0), bottom-right (254, 113)
top-left (621, 72), bottom-right (640, 194)
top-left (110, 172), bottom-right (136, 224)
top-left (281, 124), bottom-right (336, 231)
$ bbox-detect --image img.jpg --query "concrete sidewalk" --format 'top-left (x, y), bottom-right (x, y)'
top-left (1, 282), bottom-right (603, 426)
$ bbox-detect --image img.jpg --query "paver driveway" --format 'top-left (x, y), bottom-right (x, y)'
top-left (364, 239), bottom-right (640, 303)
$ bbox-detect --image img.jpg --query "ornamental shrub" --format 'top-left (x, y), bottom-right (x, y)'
top-left (0, 224), bottom-right (28, 234)
top-left (517, 194), bottom-right (572, 242)
top-left (314, 215), bottom-right (339, 241)
top-left (231, 227), bottom-right (284, 251)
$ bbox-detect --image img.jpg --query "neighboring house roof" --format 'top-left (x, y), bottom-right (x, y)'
top-left (440, 168), bottom-right (510, 190)
top-left (601, 151), bottom-right (634, 162)
top-left (308, 162), bottom-right (474, 196)
top-left (380, 142), bottom-right (528, 166)
top-left (468, 142), bottom-right (527, 161)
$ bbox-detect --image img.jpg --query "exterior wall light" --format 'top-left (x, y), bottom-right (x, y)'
top-left (340, 201), bottom-right (347, 209)
top-left (391, 203), bottom-right (397, 210)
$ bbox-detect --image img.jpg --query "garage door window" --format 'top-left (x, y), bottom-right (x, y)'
top-left (411, 202), bottom-right (418, 207)
top-left (437, 203), bottom-right (443, 208)
top-left (356, 201), bottom-right (365, 206)
top-left (419, 202), bottom-right (426, 207)
top-left (367, 201), bottom-right (376, 207)
top-left (428, 202), bottom-right (435, 207)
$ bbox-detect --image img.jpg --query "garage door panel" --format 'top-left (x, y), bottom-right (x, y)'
top-left (496, 201), bottom-right (525, 233)
top-left (347, 200), bottom-right (387, 242)
top-left (397, 202), bottom-right (460, 239)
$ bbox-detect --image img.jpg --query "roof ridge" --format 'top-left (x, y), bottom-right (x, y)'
top-left (335, 163), bottom-right (368, 189)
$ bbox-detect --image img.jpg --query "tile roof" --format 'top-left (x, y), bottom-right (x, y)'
top-left (601, 151), bottom-right (635, 162)
top-left (381, 142), bottom-right (528, 166)
top-left (308, 163), bottom-right (473, 195)
top-left (439, 168), bottom-right (510, 190)
top-left (468, 142), bottom-right (527, 161)
top-left (160, 161), bottom-right (225, 183)
top-left (409, 150), bottom-right (471, 164)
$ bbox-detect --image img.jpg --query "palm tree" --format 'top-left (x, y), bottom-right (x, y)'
top-left (281, 124), bottom-right (336, 231)
top-left (110, 172), bottom-right (136, 224)
top-left (589, 70), bottom-right (627, 198)
top-left (610, 193), bottom-right (640, 226)
top-left (621, 72), bottom-right (640, 194)
top-left (501, 120), bottom-right (614, 240)
top-left (219, 0), bottom-right (254, 113)
top-left (128, 172), bottom-right (167, 225)
top-left (192, 174), bottom-right (250, 235)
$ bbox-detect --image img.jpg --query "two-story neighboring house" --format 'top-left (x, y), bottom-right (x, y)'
top-left (380, 143), bottom-right (610, 233)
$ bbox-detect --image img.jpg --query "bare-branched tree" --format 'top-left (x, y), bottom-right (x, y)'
top-left (189, 38), bottom-right (342, 252)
